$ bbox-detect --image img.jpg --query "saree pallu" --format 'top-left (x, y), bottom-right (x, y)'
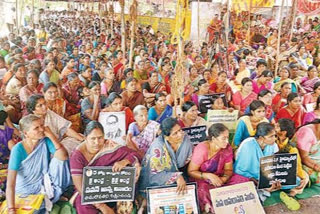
top-left (232, 91), bottom-right (257, 114)
top-left (301, 142), bottom-right (320, 184)
top-left (195, 145), bottom-right (249, 212)
top-left (301, 77), bottom-right (320, 93)
top-left (273, 78), bottom-right (298, 93)
top-left (275, 107), bottom-right (306, 128)
top-left (148, 105), bottom-right (173, 124)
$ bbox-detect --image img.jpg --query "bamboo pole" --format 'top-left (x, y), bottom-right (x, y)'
top-left (197, 0), bottom-right (200, 48)
top-left (129, 0), bottom-right (137, 68)
top-left (32, 0), bottom-right (34, 28)
top-left (247, 0), bottom-right (252, 45)
top-left (289, 0), bottom-right (297, 41)
top-left (275, 0), bottom-right (285, 77)
top-left (120, 0), bottom-right (126, 55)
top-left (16, 0), bottom-right (18, 33)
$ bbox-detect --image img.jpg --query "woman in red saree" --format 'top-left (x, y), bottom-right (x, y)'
top-left (70, 121), bottom-right (141, 214)
top-left (188, 123), bottom-right (249, 213)
top-left (121, 77), bottom-right (144, 110)
top-left (276, 93), bottom-right (306, 128)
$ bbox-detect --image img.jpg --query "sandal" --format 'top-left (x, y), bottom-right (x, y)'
top-left (280, 191), bottom-right (300, 211)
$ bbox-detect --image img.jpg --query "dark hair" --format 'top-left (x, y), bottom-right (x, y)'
top-left (313, 81), bottom-right (320, 91)
top-left (43, 82), bottom-right (58, 93)
top-left (0, 110), bottom-right (8, 125)
top-left (155, 92), bottom-right (166, 101)
top-left (13, 63), bottom-right (24, 72)
top-left (160, 117), bottom-right (179, 136)
top-left (88, 81), bottom-right (100, 89)
top-left (26, 94), bottom-right (44, 114)
top-left (241, 77), bottom-right (252, 86)
top-left (258, 89), bottom-right (272, 98)
top-left (124, 68), bottom-right (133, 76)
top-left (197, 79), bottom-right (207, 87)
top-left (105, 92), bottom-right (122, 107)
top-left (27, 69), bottom-right (39, 77)
top-left (248, 100), bottom-right (265, 115)
top-left (67, 72), bottom-right (79, 82)
top-left (208, 123), bottom-right (228, 139)
top-left (125, 77), bottom-right (137, 85)
top-left (255, 122), bottom-right (274, 138)
top-left (308, 65), bottom-right (316, 72)
top-left (315, 96), bottom-right (320, 111)
top-left (218, 71), bottom-right (227, 76)
top-left (182, 101), bottom-right (196, 112)
top-left (287, 92), bottom-right (299, 103)
top-left (84, 121), bottom-right (104, 136)
top-left (281, 82), bottom-right (291, 89)
top-left (256, 59), bottom-right (267, 68)
top-left (278, 118), bottom-right (295, 139)
top-left (259, 70), bottom-right (273, 78)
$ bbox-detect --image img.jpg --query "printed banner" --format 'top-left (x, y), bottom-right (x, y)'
top-left (198, 93), bottom-right (228, 114)
top-left (82, 166), bottom-right (136, 204)
top-left (232, 0), bottom-right (275, 12)
top-left (258, 153), bottom-right (297, 189)
top-left (182, 125), bottom-right (207, 145)
top-left (147, 183), bottom-right (199, 214)
top-left (206, 110), bottom-right (239, 132)
top-left (210, 182), bottom-right (265, 214)
top-left (98, 111), bottom-right (126, 145)
top-left (297, 0), bottom-right (320, 16)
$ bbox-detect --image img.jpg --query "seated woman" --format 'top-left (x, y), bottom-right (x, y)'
top-left (27, 94), bottom-right (85, 154)
top-left (127, 105), bottom-right (160, 159)
top-left (304, 96), bottom-right (320, 124)
top-left (300, 66), bottom-right (320, 94)
top-left (178, 101), bottom-right (208, 128)
top-left (274, 66), bottom-right (298, 93)
top-left (100, 67), bottom-right (121, 96)
top-left (142, 71), bottom-right (167, 107)
top-left (121, 77), bottom-right (144, 110)
top-left (81, 81), bottom-right (107, 127)
top-left (6, 114), bottom-right (71, 213)
top-left (233, 100), bottom-right (269, 148)
top-left (303, 81), bottom-right (320, 110)
top-left (209, 71), bottom-right (232, 102)
top-left (275, 93), bottom-right (306, 128)
top-left (295, 119), bottom-right (320, 185)
top-left (276, 119), bottom-right (309, 196)
top-left (231, 77), bottom-right (257, 115)
top-left (147, 93), bottom-right (173, 124)
top-left (252, 70), bottom-right (274, 94)
top-left (191, 79), bottom-right (212, 107)
top-left (188, 123), bottom-right (249, 213)
top-left (102, 92), bottom-right (134, 131)
top-left (70, 121), bottom-right (141, 214)
top-left (272, 82), bottom-right (292, 114)
top-left (0, 111), bottom-right (15, 165)
top-left (139, 118), bottom-right (193, 210)
top-left (228, 59), bottom-right (250, 92)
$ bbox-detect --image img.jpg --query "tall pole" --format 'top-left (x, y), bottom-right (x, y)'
top-left (275, 0), bottom-right (285, 77)
top-left (16, 0), bottom-right (19, 33)
top-left (120, 0), bottom-right (126, 55)
top-left (32, 0), bottom-right (35, 28)
top-left (197, 0), bottom-right (200, 48)
top-left (248, 0), bottom-right (252, 45)
top-left (129, 0), bottom-right (137, 68)
top-left (289, 0), bottom-right (297, 41)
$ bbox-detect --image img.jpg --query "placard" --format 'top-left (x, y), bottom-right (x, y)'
top-left (198, 93), bottom-right (228, 114)
top-left (182, 125), bottom-right (207, 145)
top-left (210, 182), bottom-right (265, 214)
top-left (98, 111), bottom-right (126, 145)
top-left (207, 110), bottom-right (239, 132)
top-left (82, 166), bottom-right (136, 205)
top-left (147, 183), bottom-right (199, 214)
top-left (306, 102), bottom-right (316, 112)
top-left (258, 153), bottom-right (297, 189)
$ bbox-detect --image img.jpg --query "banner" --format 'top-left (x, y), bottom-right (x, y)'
top-left (198, 93), bottom-right (228, 114)
top-left (210, 182), bottom-right (265, 214)
top-left (82, 166), bottom-right (136, 204)
top-left (258, 153), bottom-right (297, 189)
top-left (182, 125), bottom-right (207, 145)
top-left (147, 183), bottom-right (199, 214)
top-left (232, 0), bottom-right (275, 12)
top-left (98, 111), bottom-right (126, 145)
top-left (206, 110), bottom-right (239, 132)
top-left (297, 0), bottom-right (320, 16)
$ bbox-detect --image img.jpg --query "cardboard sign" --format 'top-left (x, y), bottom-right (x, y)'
top-left (210, 182), bottom-right (265, 214)
top-left (98, 111), bottom-right (126, 145)
top-left (147, 183), bottom-right (199, 214)
top-left (182, 125), bottom-right (207, 145)
top-left (206, 110), bottom-right (239, 132)
top-left (198, 93), bottom-right (228, 113)
top-left (81, 166), bottom-right (136, 205)
top-left (258, 153), bottom-right (297, 189)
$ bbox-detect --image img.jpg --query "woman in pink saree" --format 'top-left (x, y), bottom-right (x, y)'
top-left (300, 66), bottom-right (319, 93)
top-left (188, 123), bottom-right (249, 213)
top-left (232, 78), bottom-right (257, 115)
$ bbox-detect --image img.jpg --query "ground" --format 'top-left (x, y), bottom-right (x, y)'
top-left (265, 196), bottom-right (320, 214)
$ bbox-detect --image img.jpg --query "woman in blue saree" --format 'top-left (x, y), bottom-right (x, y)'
top-left (138, 117), bottom-right (193, 213)
top-left (147, 93), bottom-right (173, 124)
top-left (6, 114), bottom-right (71, 213)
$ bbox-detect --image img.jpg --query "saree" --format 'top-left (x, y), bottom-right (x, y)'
top-left (295, 125), bottom-right (320, 184)
top-left (192, 143), bottom-right (249, 212)
top-left (275, 107), bottom-right (306, 128)
top-left (70, 144), bottom-right (140, 214)
top-left (0, 126), bottom-right (14, 164)
top-left (233, 116), bottom-right (269, 147)
top-left (148, 105), bottom-right (173, 124)
top-left (234, 137), bottom-right (279, 180)
top-left (128, 120), bottom-right (160, 156)
top-left (273, 78), bottom-right (298, 93)
top-left (45, 109), bottom-right (81, 154)
top-left (121, 90), bottom-right (145, 110)
top-left (232, 91), bottom-right (257, 114)
top-left (9, 138), bottom-right (71, 211)
top-left (301, 77), bottom-right (320, 93)
top-left (139, 135), bottom-right (193, 197)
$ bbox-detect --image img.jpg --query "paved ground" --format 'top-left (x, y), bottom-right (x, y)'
top-left (264, 196), bottom-right (320, 214)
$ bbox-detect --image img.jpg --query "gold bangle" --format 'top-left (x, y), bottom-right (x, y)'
top-left (200, 172), bottom-right (203, 180)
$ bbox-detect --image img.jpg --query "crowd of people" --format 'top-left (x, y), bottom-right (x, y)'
top-left (0, 7), bottom-right (320, 214)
